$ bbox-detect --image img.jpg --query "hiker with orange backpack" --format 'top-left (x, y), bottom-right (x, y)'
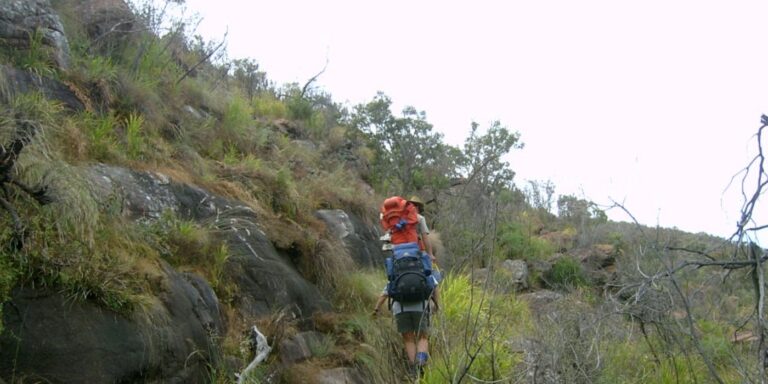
top-left (373, 196), bottom-right (440, 375)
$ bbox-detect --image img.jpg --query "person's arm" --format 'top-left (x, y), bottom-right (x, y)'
top-left (424, 233), bottom-right (435, 262)
top-left (419, 216), bottom-right (436, 262)
top-left (373, 292), bottom-right (388, 316)
top-left (431, 285), bottom-right (440, 313)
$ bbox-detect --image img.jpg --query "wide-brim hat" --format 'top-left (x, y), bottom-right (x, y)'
top-left (408, 196), bottom-right (425, 210)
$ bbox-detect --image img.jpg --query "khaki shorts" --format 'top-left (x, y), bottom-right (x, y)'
top-left (395, 311), bottom-right (430, 334)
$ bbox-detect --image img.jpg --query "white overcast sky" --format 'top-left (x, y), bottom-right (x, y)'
top-left (169, 0), bottom-right (768, 242)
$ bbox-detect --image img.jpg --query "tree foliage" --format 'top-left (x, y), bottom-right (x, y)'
top-left (461, 120), bottom-right (522, 194)
top-left (350, 93), bottom-right (455, 194)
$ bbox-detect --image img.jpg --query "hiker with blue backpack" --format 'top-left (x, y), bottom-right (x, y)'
top-left (373, 196), bottom-right (441, 374)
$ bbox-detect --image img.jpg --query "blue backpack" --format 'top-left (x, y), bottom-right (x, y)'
top-left (385, 242), bottom-right (435, 302)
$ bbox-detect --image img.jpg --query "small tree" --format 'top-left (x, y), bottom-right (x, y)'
top-left (350, 93), bottom-right (448, 194)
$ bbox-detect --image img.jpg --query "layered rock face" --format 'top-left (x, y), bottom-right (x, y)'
top-left (0, 0), bottom-right (70, 69)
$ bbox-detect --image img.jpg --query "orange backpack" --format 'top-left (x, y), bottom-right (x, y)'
top-left (380, 196), bottom-right (419, 245)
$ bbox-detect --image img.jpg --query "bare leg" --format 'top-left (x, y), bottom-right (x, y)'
top-left (417, 334), bottom-right (429, 355)
top-left (402, 332), bottom-right (416, 363)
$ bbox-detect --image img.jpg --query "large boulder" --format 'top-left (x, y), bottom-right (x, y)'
top-left (0, 0), bottom-right (70, 69)
top-left (315, 209), bottom-right (383, 267)
top-left (499, 259), bottom-right (529, 292)
top-left (0, 262), bottom-right (221, 383)
top-left (42, 0), bottom-right (136, 58)
top-left (63, 0), bottom-right (134, 44)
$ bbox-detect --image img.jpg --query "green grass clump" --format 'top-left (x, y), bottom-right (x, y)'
top-left (124, 112), bottom-right (145, 159)
top-left (332, 270), bottom-right (384, 312)
top-left (0, 28), bottom-right (58, 77)
top-left (6, 210), bottom-right (151, 313)
top-left (545, 257), bottom-right (588, 290)
top-left (597, 328), bottom-right (744, 384)
top-left (423, 273), bottom-right (532, 383)
top-left (142, 210), bottom-right (231, 292)
top-left (82, 111), bottom-right (121, 161)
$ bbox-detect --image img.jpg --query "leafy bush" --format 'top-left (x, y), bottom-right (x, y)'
top-left (497, 221), bottom-right (554, 262)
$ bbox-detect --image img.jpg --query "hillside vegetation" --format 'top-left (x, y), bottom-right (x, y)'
top-left (1, 1), bottom-right (767, 383)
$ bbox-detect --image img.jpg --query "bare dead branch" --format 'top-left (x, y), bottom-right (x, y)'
top-left (176, 30), bottom-right (228, 85)
top-left (664, 246), bottom-right (717, 261)
top-left (300, 57), bottom-right (329, 98)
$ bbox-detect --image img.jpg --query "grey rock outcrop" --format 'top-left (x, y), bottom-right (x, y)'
top-left (279, 331), bottom-right (328, 364)
top-left (519, 289), bottom-right (564, 314)
top-left (316, 367), bottom-right (367, 384)
top-left (0, 0), bottom-right (70, 69)
top-left (315, 209), bottom-right (383, 267)
top-left (0, 262), bottom-right (221, 383)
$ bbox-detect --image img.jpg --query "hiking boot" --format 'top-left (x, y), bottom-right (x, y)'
top-left (406, 362), bottom-right (419, 377)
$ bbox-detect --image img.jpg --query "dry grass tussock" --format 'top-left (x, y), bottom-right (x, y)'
top-left (428, 231), bottom-right (446, 264)
top-left (305, 237), bottom-right (355, 292)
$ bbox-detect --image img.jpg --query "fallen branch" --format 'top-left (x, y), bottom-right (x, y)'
top-left (236, 325), bottom-right (272, 384)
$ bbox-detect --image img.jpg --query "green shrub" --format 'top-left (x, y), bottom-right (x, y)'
top-left (697, 319), bottom-right (739, 367)
top-left (124, 112), bottom-right (145, 159)
top-left (82, 112), bottom-right (121, 161)
top-left (252, 94), bottom-right (288, 119)
top-left (222, 96), bottom-right (252, 140)
top-left (272, 167), bottom-right (298, 217)
top-left (287, 95), bottom-right (313, 120)
top-left (544, 257), bottom-right (588, 290)
top-left (497, 221), bottom-right (554, 262)
top-left (597, 340), bottom-right (656, 384)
